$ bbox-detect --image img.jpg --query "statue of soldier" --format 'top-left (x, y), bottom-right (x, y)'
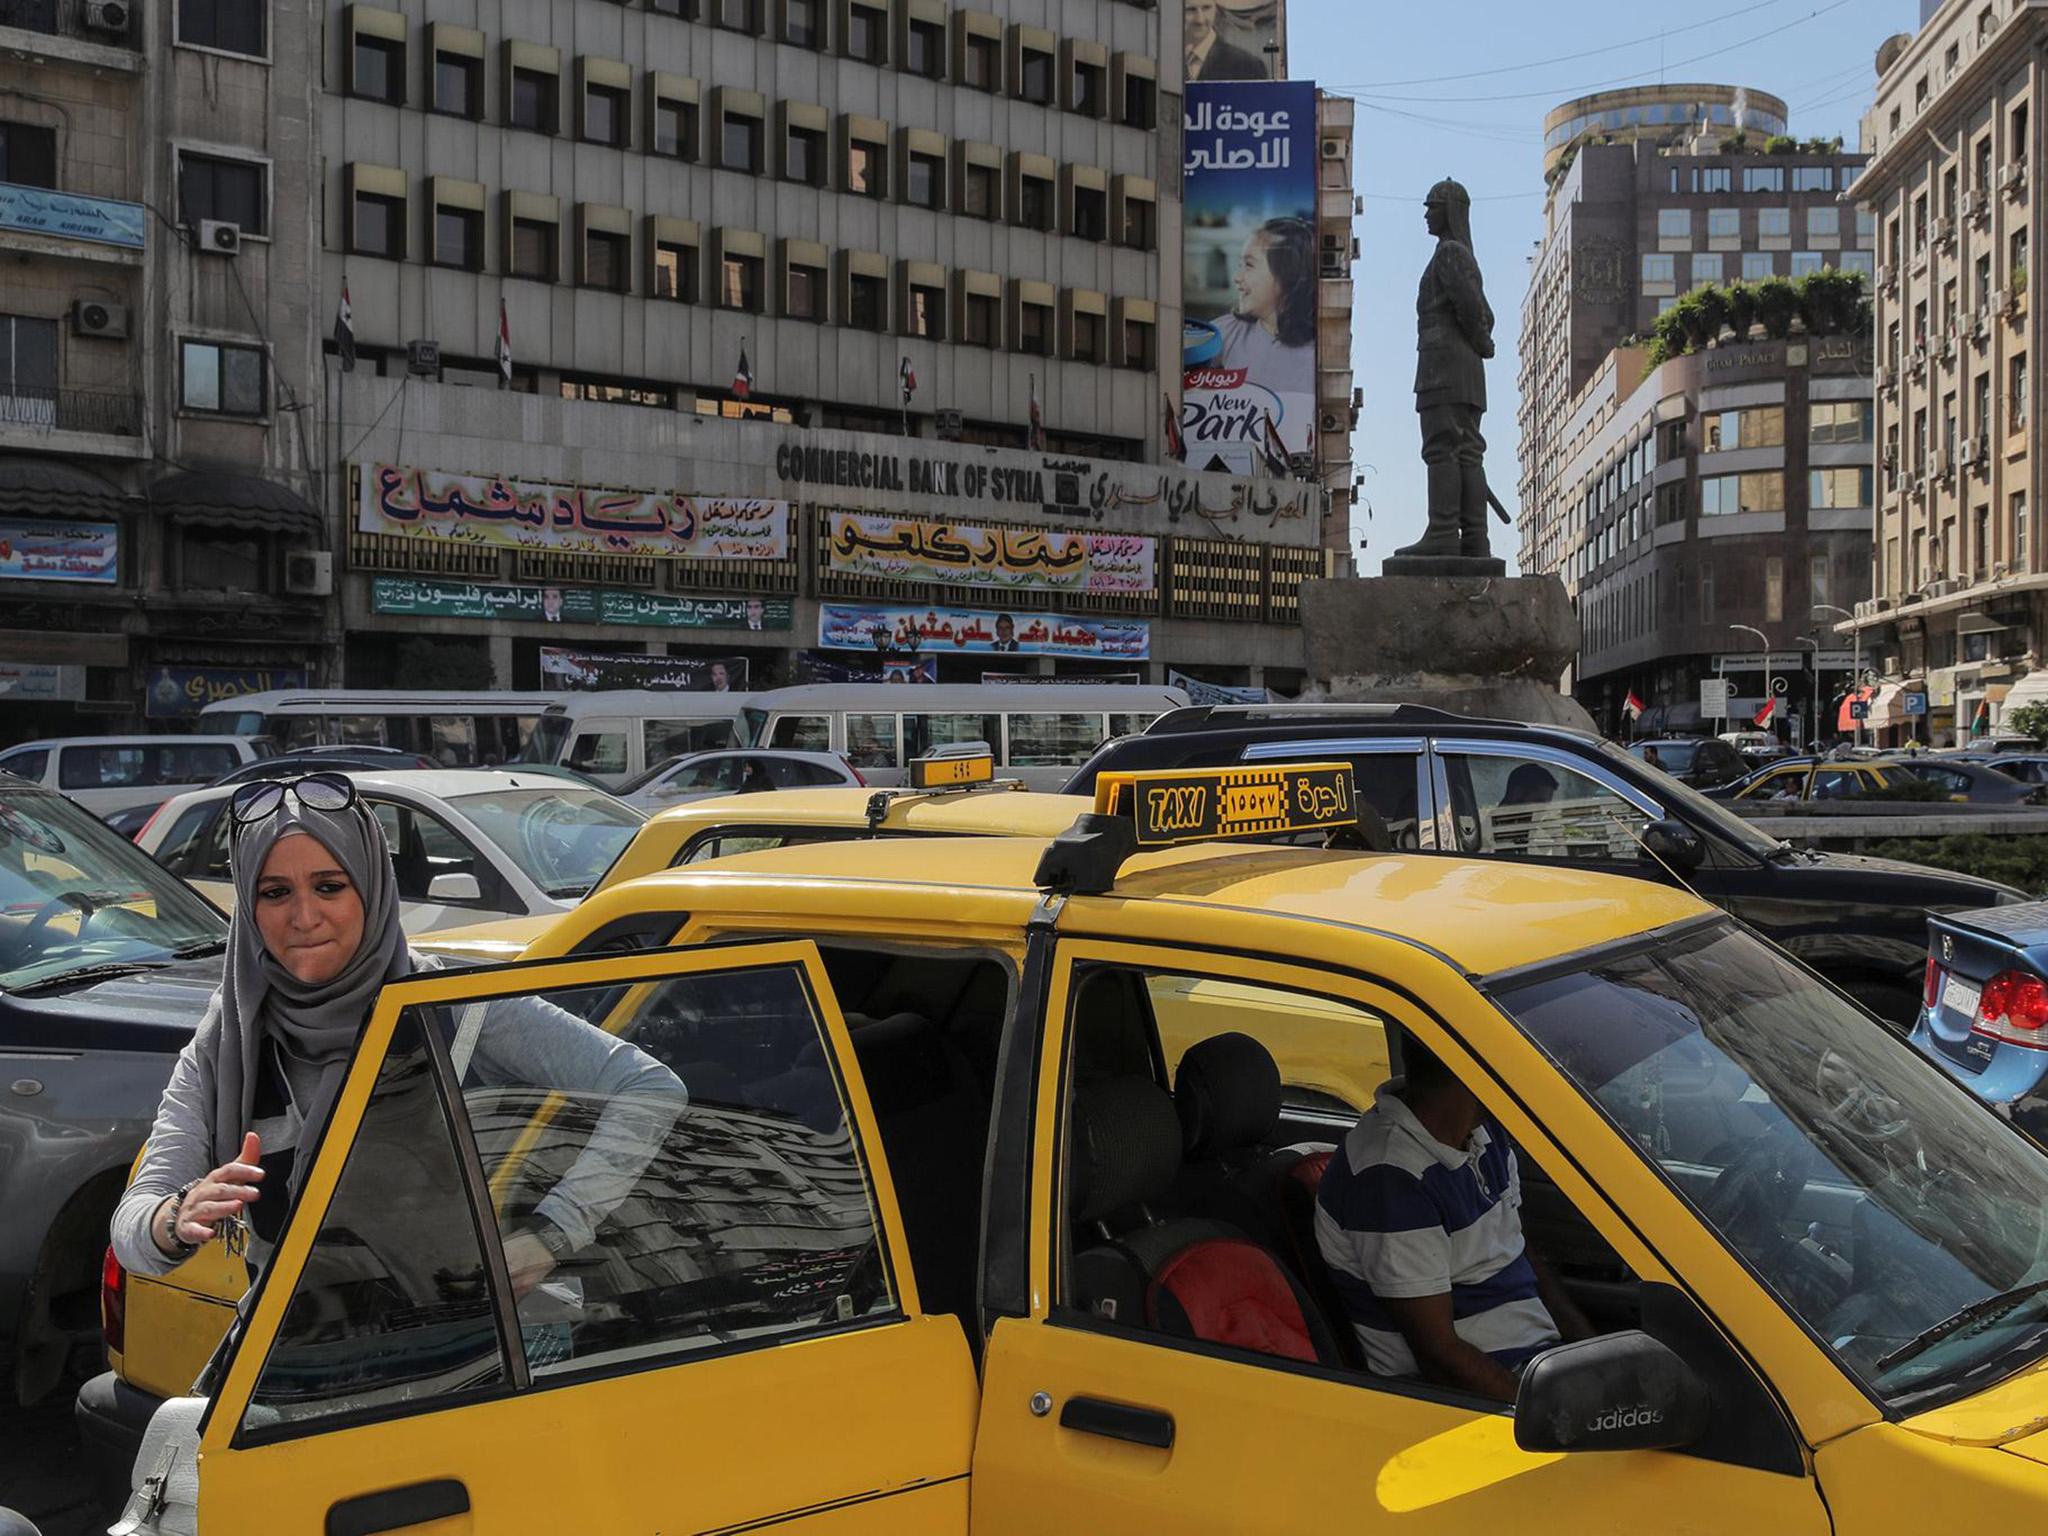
top-left (1393, 178), bottom-right (1503, 567)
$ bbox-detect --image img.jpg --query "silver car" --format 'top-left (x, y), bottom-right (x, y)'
top-left (614, 749), bottom-right (862, 811)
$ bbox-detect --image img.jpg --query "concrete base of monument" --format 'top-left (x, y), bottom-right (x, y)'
top-left (1297, 572), bottom-right (1595, 732)
top-left (1379, 554), bottom-right (1508, 577)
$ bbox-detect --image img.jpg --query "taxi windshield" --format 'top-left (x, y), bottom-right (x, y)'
top-left (1592, 738), bottom-right (1784, 858)
top-left (1496, 920), bottom-right (2048, 1412)
top-left (446, 788), bottom-right (644, 900)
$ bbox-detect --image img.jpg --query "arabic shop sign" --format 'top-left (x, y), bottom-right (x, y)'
top-left (0, 519), bottom-right (118, 584)
top-left (0, 184), bottom-right (146, 250)
top-left (371, 577), bottom-right (792, 630)
top-left (358, 463), bottom-right (790, 560)
top-left (145, 665), bottom-right (309, 719)
top-left (539, 648), bottom-right (749, 692)
top-left (824, 513), bottom-right (1156, 595)
top-left (819, 603), bottom-right (1150, 661)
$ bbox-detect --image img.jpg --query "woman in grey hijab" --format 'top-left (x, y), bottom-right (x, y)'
top-left (112, 774), bottom-right (684, 1294)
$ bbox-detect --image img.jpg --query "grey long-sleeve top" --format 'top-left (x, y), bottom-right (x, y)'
top-left (111, 955), bottom-right (688, 1280)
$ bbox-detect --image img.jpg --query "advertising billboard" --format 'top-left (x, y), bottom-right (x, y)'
top-left (823, 513), bottom-right (1156, 595)
top-left (1182, 80), bottom-right (1318, 476)
top-left (1183, 0), bottom-right (1288, 83)
top-left (818, 604), bottom-right (1150, 661)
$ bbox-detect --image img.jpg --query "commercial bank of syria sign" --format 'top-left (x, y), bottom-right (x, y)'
top-left (1181, 81), bottom-right (1319, 476)
top-left (357, 463), bottom-right (789, 560)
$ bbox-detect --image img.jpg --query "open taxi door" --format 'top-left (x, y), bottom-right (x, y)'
top-left (190, 942), bottom-right (977, 1534)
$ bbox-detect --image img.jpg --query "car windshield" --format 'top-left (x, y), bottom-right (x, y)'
top-left (1497, 919), bottom-right (2048, 1412)
top-left (447, 788), bottom-right (645, 899)
top-left (1632, 741), bottom-right (1699, 771)
top-left (513, 715), bottom-right (572, 768)
top-left (0, 788), bottom-right (227, 990)
top-left (1593, 739), bottom-right (1784, 857)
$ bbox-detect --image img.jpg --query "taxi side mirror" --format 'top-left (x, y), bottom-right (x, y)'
top-left (1638, 819), bottom-right (1704, 873)
top-left (1513, 1331), bottom-right (1711, 1455)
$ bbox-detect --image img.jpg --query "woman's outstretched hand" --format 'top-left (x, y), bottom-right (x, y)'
top-left (174, 1131), bottom-right (264, 1247)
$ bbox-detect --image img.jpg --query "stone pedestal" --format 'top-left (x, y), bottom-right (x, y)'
top-left (1297, 573), bottom-right (1593, 731)
top-left (1380, 554), bottom-right (1507, 578)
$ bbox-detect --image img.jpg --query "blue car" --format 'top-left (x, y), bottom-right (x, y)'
top-left (1912, 900), bottom-right (2048, 1134)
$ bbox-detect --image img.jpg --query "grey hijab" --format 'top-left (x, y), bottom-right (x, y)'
top-left (209, 793), bottom-right (410, 1166)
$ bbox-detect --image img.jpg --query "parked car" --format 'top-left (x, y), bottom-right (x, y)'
top-left (137, 770), bottom-right (645, 931)
top-left (0, 772), bottom-right (227, 1407)
top-left (1946, 752), bottom-right (2048, 785)
top-left (1062, 703), bottom-right (2025, 1026)
top-left (99, 801), bottom-right (165, 841)
top-left (1622, 736), bottom-right (1747, 789)
top-left (615, 749), bottom-right (864, 810)
top-left (206, 745), bottom-right (438, 784)
top-left (1726, 755), bottom-right (2043, 804)
top-left (1912, 900), bottom-right (2048, 1140)
top-left (0, 736), bottom-right (269, 816)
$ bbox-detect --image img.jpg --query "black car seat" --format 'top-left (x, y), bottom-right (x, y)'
top-left (1068, 1074), bottom-right (1343, 1366)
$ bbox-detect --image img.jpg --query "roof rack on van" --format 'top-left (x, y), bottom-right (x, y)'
top-left (1141, 703), bottom-right (1521, 736)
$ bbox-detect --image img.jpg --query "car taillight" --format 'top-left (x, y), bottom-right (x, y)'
top-left (101, 1245), bottom-right (125, 1355)
top-left (1924, 957), bottom-right (1944, 1010)
top-left (1975, 969), bottom-right (2048, 1048)
top-left (842, 757), bottom-right (866, 787)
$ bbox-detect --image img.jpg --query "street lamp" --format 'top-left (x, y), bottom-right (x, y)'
top-left (1813, 604), bottom-right (1861, 749)
top-left (1795, 636), bottom-right (1820, 749)
top-left (1728, 624), bottom-right (1773, 738)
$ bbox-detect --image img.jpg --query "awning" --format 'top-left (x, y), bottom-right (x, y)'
top-left (150, 471), bottom-right (322, 534)
top-left (2000, 669), bottom-right (2048, 716)
top-left (1836, 685), bottom-right (1876, 733)
top-left (1867, 682), bottom-right (1921, 728)
top-left (0, 456), bottom-right (127, 519)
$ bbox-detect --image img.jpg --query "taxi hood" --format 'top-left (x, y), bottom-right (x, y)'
top-left (1901, 1357), bottom-right (2048, 1462)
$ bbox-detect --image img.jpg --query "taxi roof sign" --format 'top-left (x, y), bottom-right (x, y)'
top-left (1095, 762), bottom-right (1359, 849)
top-left (908, 746), bottom-right (996, 790)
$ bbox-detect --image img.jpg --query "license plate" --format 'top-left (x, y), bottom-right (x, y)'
top-left (1942, 974), bottom-right (1983, 1021)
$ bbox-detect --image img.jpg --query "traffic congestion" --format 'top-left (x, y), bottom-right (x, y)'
top-left (6, 684), bottom-right (2048, 1532)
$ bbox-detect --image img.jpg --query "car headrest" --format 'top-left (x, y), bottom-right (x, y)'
top-left (1174, 1033), bottom-right (1281, 1160)
top-left (1069, 1076), bottom-right (1182, 1226)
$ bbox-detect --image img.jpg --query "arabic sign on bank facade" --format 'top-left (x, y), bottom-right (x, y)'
top-left (358, 463), bottom-right (789, 560)
top-left (823, 513), bottom-right (1156, 594)
top-left (371, 577), bottom-right (792, 630)
top-left (819, 603), bottom-right (1150, 660)
top-left (0, 185), bottom-right (146, 249)
top-left (0, 520), bottom-right (119, 584)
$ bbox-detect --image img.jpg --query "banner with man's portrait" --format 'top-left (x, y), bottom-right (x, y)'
top-left (1182, 0), bottom-right (1287, 82)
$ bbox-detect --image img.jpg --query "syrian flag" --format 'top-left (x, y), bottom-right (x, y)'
top-left (1623, 689), bottom-right (1645, 720)
top-left (333, 280), bottom-right (355, 372)
top-left (1163, 393), bottom-right (1186, 461)
top-left (733, 345), bottom-right (754, 400)
top-left (1754, 697), bottom-right (1776, 727)
top-left (900, 355), bottom-right (916, 407)
top-left (1259, 412), bottom-right (1291, 476)
top-left (1027, 373), bottom-right (1045, 450)
top-left (495, 298), bottom-right (511, 388)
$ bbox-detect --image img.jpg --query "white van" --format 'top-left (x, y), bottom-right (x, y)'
top-left (738, 683), bottom-right (1189, 790)
top-left (0, 735), bottom-right (269, 815)
top-left (519, 691), bottom-right (755, 787)
top-left (198, 690), bottom-right (560, 766)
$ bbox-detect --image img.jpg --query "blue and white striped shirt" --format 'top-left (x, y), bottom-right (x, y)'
top-left (1314, 1081), bottom-right (1557, 1377)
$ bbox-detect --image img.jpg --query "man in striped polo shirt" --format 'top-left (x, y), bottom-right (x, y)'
top-left (1315, 1034), bottom-right (1591, 1400)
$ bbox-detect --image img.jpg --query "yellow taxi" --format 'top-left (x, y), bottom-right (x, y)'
top-left (111, 763), bottom-right (2048, 1531)
top-left (1731, 757), bottom-right (2003, 803)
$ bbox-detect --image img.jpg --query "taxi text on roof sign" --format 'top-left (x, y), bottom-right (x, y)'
top-left (1095, 762), bottom-right (1357, 848)
top-left (909, 751), bottom-right (996, 790)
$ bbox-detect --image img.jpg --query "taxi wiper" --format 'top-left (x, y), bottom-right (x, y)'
top-left (7, 960), bottom-right (175, 996)
top-left (172, 939), bottom-right (228, 958)
top-left (1877, 1278), bottom-right (2048, 1371)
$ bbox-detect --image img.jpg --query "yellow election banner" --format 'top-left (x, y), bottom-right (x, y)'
top-left (824, 512), bottom-right (1155, 594)
top-left (358, 463), bottom-right (789, 560)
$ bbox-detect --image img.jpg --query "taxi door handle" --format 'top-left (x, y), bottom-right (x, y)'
top-left (326, 1478), bottom-right (470, 1536)
top-left (1059, 1395), bottom-right (1176, 1449)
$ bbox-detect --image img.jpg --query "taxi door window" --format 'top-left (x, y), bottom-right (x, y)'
top-left (372, 801), bottom-right (491, 906)
top-left (242, 960), bottom-right (900, 1430)
top-left (1746, 767), bottom-right (1806, 801)
top-left (1810, 768), bottom-right (1862, 800)
top-left (1441, 751), bottom-right (1650, 861)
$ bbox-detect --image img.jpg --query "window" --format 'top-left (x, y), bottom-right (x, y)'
top-left (1811, 467), bottom-right (1874, 508)
top-left (178, 152), bottom-right (265, 235)
top-left (907, 279), bottom-right (944, 340)
top-left (1072, 60), bottom-right (1104, 117)
top-left (352, 34), bottom-right (404, 104)
top-left (1743, 165), bottom-right (1785, 192)
top-left (1703, 406), bottom-right (1783, 450)
top-left (2015, 491), bottom-right (2030, 567)
top-left (653, 241), bottom-right (698, 302)
top-left (1018, 44), bottom-right (1053, 104)
top-left (180, 526), bottom-right (263, 591)
top-left (722, 252), bottom-right (763, 311)
top-left (1810, 400), bottom-right (1873, 443)
top-left (848, 272), bottom-right (885, 331)
top-left (714, 0), bottom-right (756, 31)
top-left (654, 100), bottom-right (698, 159)
top-left (1791, 251), bottom-right (1825, 276)
top-left (0, 313), bottom-right (55, 424)
top-left (180, 338), bottom-right (264, 415)
top-left (1700, 472), bottom-right (1783, 515)
top-left (1842, 249), bottom-right (1874, 277)
top-left (1656, 208), bottom-right (1690, 239)
top-left (0, 123), bottom-right (53, 190)
top-left (1764, 555), bottom-right (1783, 622)
top-left (1742, 252), bottom-right (1774, 280)
top-left (1443, 751), bottom-right (1650, 862)
top-left (1805, 206), bottom-right (1840, 242)
top-left (1071, 184), bottom-right (1106, 242)
top-left (1017, 297), bottom-right (1052, 355)
top-left (963, 31), bottom-right (999, 91)
top-left (1004, 714), bottom-right (1101, 766)
top-left (510, 67), bottom-right (557, 133)
top-left (2012, 353), bottom-right (2030, 428)
top-left (964, 291), bottom-right (997, 347)
top-left (584, 82), bottom-right (628, 147)
top-left (1123, 72), bottom-right (1156, 129)
top-left (1639, 253), bottom-right (1674, 284)
top-left (1017, 172), bottom-right (1053, 231)
top-left (511, 218), bottom-right (557, 281)
top-left (583, 229), bottom-right (628, 291)
top-left (906, 151), bottom-right (943, 209)
top-left (765, 714), bottom-right (831, 751)
top-left (963, 162), bottom-right (999, 219)
top-left (722, 113), bottom-right (760, 173)
top-left (785, 124), bottom-right (824, 185)
top-left (786, 257), bottom-right (824, 320)
top-left (434, 206), bottom-right (483, 270)
top-left (1690, 252), bottom-right (1723, 285)
top-left (1809, 554), bottom-right (1830, 611)
top-left (1706, 207), bottom-right (1739, 240)
top-left (2012, 226), bottom-right (2031, 285)
top-left (848, 138), bottom-right (886, 198)
top-left (1072, 309), bottom-right (1104, 365)
top-left (179, 0), bottom-right (264, 55)
top-left (843, 713), bottom-right (897, 770)
top-left (1791, 165), bottom-right (1833, 192)
top-left (1121, 193), bottom-right (1155, 251)
top-left (351, 191), bottom-right (403, 258)
top-left (433, 51), bottom-right (481, 117)
top-left (1757, 207), bottom-right (1790, 239)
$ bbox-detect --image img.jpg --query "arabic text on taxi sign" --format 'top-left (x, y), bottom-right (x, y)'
top-left (910, 752), bottom-right (995, 790)
top-left (1099, 763), bottom-right (1357, 847)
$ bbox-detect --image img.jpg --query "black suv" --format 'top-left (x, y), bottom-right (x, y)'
top-left (1064, 704), bottom-right (2023, 1027)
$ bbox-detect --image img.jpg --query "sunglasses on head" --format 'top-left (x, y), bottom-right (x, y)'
top-left (229, 771), bottom-right (360, 826)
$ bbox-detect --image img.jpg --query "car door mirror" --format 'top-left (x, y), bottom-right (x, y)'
top-left (1513, 1331), bottom-right (1711, 1454)
top-left (427, 871), bottom-right (482, 903)
top-left (1638, 818), bottom-right (1704, 873)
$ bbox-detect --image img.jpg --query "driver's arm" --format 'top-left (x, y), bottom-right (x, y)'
top-left (1378, 1292), bottom-right (1521, 1402)
top-left (1528, 1246), bottom-right (1595, 1341)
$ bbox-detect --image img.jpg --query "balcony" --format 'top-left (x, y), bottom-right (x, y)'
top-left (0, 0), bottom-right (142, 67)
top-left (0, 386), bottom-right (146, 457)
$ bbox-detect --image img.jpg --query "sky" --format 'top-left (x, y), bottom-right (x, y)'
top-left (1286, 0), bottom-right (1922, 572)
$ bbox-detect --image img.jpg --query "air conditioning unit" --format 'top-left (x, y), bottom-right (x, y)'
top-left (71, 299), bottom-right (129, 339)
top-left (1911, 343), bottom-right (1928, 371)
top-left (1854, 598), bottom-right (1881, 620)
top-left (1961, 190), bottom-right (1981, 219)
top-left (1319, 251), bottom-right (1347, 277)
top-left (1877, 263), bottom-right (1897, 290)
top-left (1991, 288), bottom-right (2010, 315)
top-left (405, 339), bottom-right (441, 376)
top-left (1932, 449), bottom-right (1950, 477)
top-left (284, 550), bottom-right (334, 597)
top-left (1875, 365), bottom-right (1893, 389)
top-left (1961, 434), bottom-right (1983, 465)
top-left (1320, 138), bottom-right (1344, 160)
top-left (82, 0), bottom-right (130, 32)
top-left (1934, 215), bottom-right (1955, 245)
top-left (196, 219), bottom-right (240, 256)
top-left (2005, 161), bottom-right (2028, 194)
top-left (1318, 410), bottom-right (1346, 434)
top-left (1320, 230), bottom-right (1345, 253)
top-left (1938, 334), bottom-right (1956, 363)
